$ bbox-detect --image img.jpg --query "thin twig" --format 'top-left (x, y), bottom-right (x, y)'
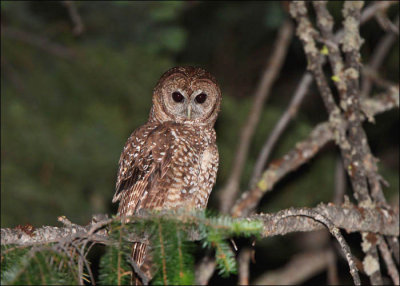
top-left (62, 1), bottom-right (85, 36)
top-left (375, 10), bottom-right (399, 35)
top-left (249, 73), bottom-right (313, 187)
top-left (361, 16), bottom-right (399, 97)
top-left (218, 19), bottom-right (294, 214)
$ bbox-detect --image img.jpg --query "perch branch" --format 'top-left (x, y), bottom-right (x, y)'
top-left (2, 203), bottom-right (398, 246)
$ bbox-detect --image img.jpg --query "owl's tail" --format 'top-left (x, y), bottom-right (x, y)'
top-left (131, 242), bottom-right (152, 285)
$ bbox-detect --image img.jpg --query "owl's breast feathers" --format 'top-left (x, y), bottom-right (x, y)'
top-left (113, 121), bottom-right (218, 218)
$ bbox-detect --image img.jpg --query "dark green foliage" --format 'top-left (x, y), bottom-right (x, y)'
top-left (199, 213), bottom-right (263, 277)
top-left (95, 211), bottom-right (263, 285)
top-left (204, 230), bottom-right (237, 277)
top-left (1, 245), bottom-right (78, 285)
top-left (98, 225), bottom-right (132, 285)
top-left (150, 218), bottom-right (195, 285)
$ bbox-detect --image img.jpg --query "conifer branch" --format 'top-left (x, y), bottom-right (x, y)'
top-left (157, 221), bottom-right (168, 285)
top-left (2, 203), bottom-right (398, 247)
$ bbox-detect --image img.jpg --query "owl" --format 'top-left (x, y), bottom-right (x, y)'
top-left (112, 66), bottom-right (222, 284)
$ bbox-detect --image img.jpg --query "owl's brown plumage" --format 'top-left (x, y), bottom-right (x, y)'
top-left (112, 66), bottom-right (221, 284)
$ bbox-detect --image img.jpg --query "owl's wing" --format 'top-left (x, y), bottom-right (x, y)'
top-left (112, 123), bottom-right (173, 216)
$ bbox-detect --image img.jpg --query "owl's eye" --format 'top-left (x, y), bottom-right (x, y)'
top-left (195, 93), bottom-right (207, 104)
top-left (172, 91), bottom-right (184, 103)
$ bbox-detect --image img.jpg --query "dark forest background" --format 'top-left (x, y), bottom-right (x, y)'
top-left (1, 1), bottom-right (398, 284)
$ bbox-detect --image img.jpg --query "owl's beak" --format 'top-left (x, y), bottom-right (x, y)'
top-left (187, 104), bottom-right (192, 119)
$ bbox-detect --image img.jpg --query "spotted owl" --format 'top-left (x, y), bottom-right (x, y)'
top-left (112, 66), bottom-right (222, 284)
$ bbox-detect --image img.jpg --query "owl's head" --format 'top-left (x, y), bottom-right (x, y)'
top-left (150, 66), bottom-right (222, 126)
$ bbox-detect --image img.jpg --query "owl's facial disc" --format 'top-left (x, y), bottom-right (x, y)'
top-left (167, 88), bottom-right (208, 121)
top-left (152, 67), bottom-right (221, 125)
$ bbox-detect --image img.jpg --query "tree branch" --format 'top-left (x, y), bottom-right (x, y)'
top-left (249, 73), bottom-right (313, 188)
top-left (361, 15), bottom-right (399, 97)
top-left (2, 203), bottom-right (398, 246)
top-left (218, 19), bottom-right (294, 214)
top-left (232, 90), bottom-right (399, 217)
top-left (62, 1), bottom-right (85, 36)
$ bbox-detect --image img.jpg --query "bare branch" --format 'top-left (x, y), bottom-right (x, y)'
top-left (218, 19), bottom-right (294, 213)
top-left (62, 1), bottom-right (85, 36)
top-left (289, 2), bottom-right (399, 285)
top-left (334, 1), bottom-right (399, 42)
top-left (195, 254), bottom-right (216, 285)
top-left (256, 203), bottom-right (399, 237)
top-left (233, 120), bottom-right (333, 217)
top-left (232, 90), bottom-right (399, 217)
top-left (361, 16), bottom-right (399, 97)
top-left (375, 10), bottom-right (399, 35)
top-left (249, 73), bottom-right (313, 187)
